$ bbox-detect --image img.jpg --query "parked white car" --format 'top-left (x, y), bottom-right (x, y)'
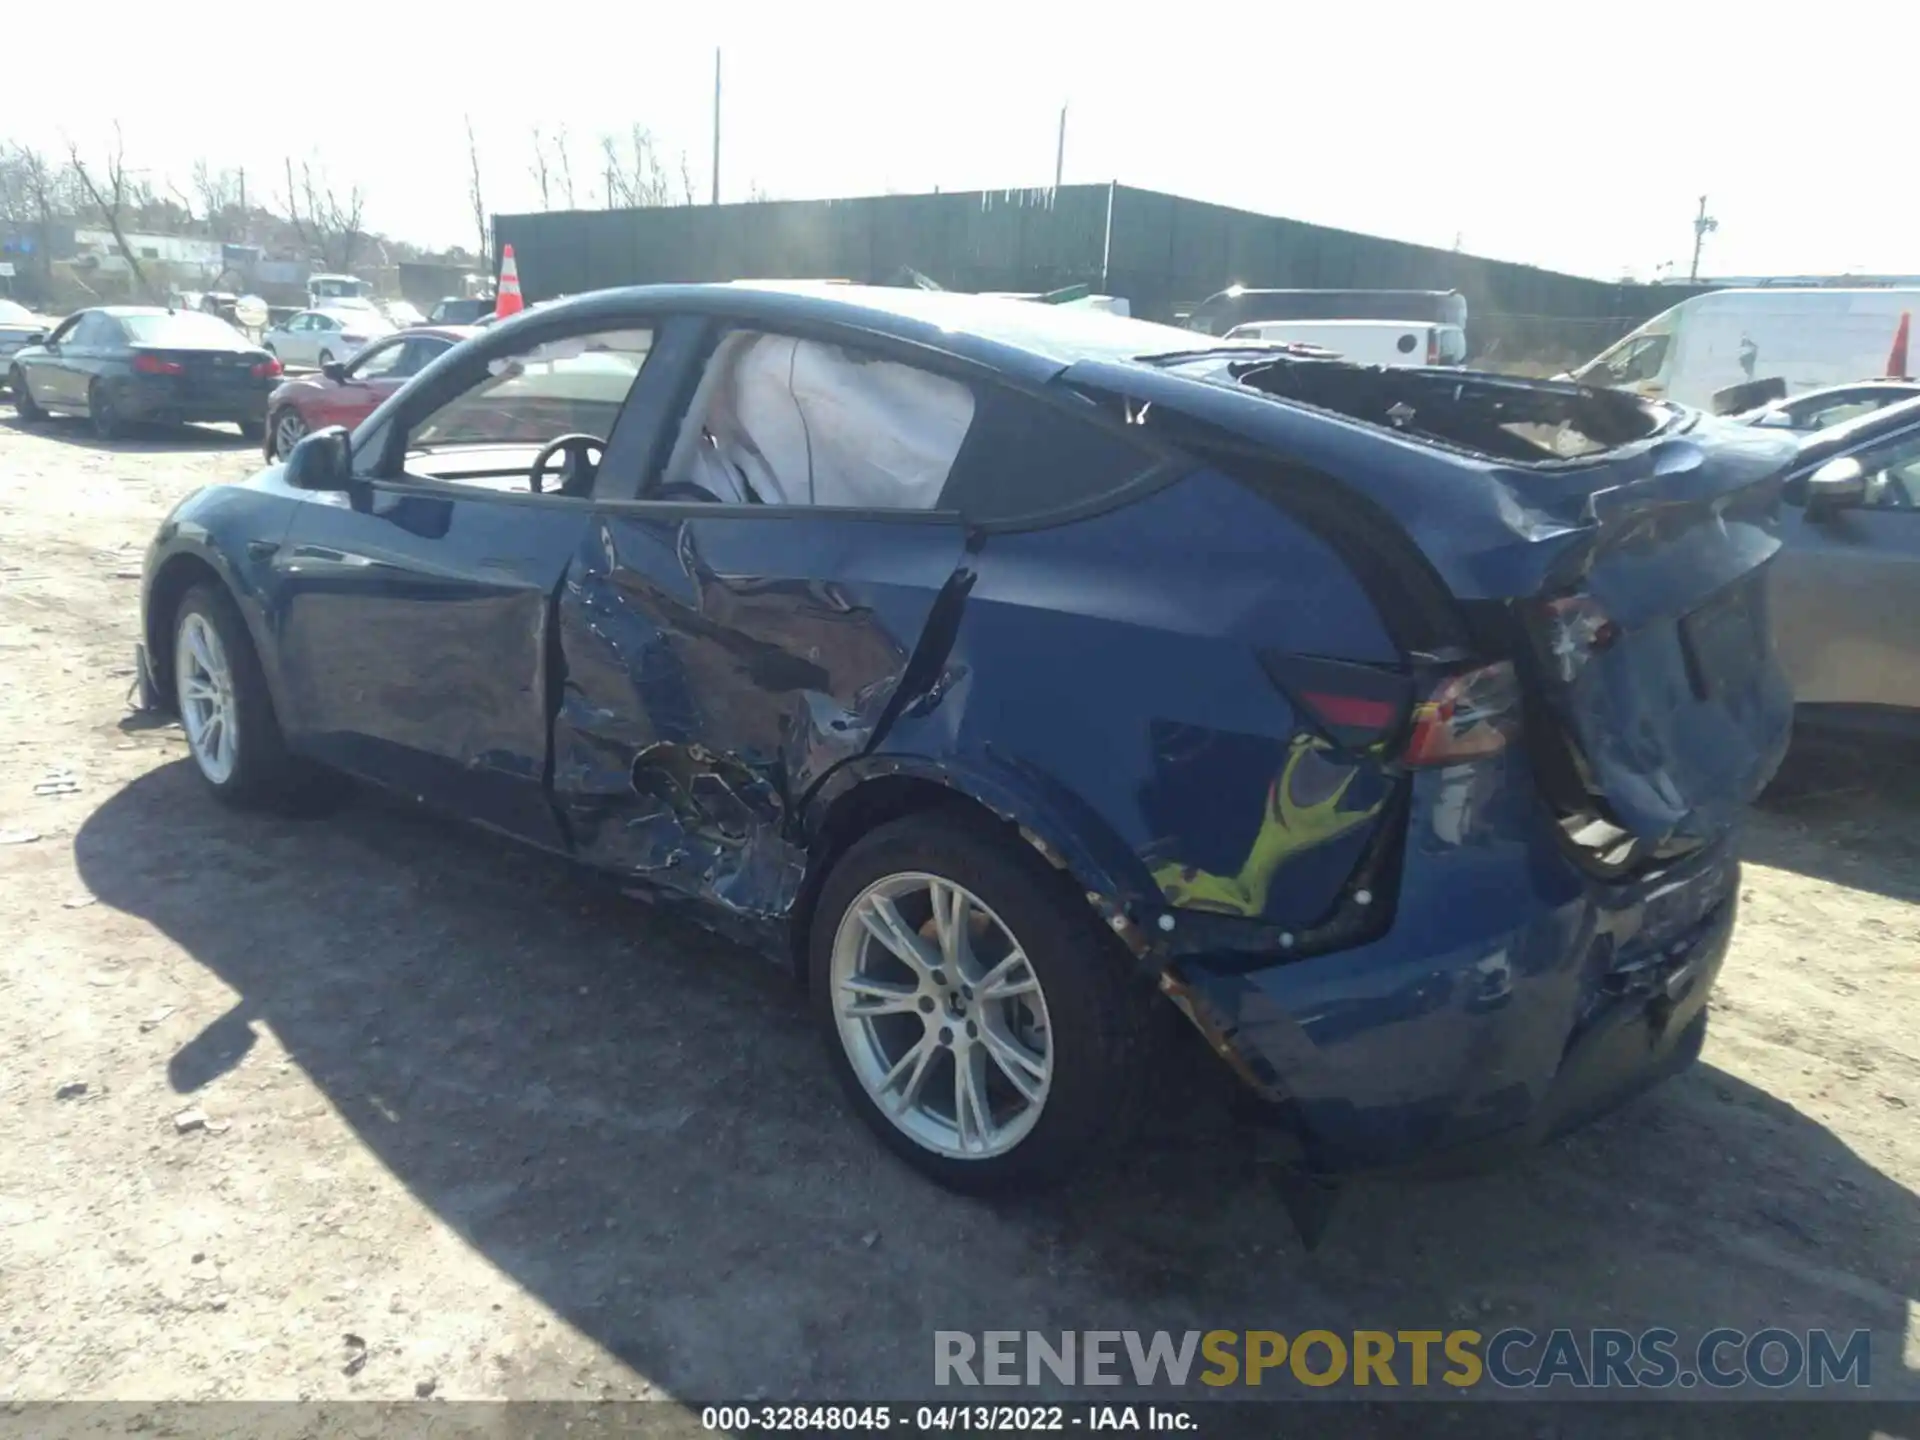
top-left (261, 307), bottom-right (394, 369)
top-left (1224, 318), bottom-right (1467, 367)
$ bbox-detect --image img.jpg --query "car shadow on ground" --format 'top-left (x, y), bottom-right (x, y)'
top-left (74, 763), bottom-right (1918, 1416)
top-left (1, 413), bottom-right (256, 455)
top-left (1748, 736), bottom-right (1920, 903)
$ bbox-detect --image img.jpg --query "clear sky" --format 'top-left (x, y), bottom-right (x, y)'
top-left (9, 0), bottom-right (1915, 281)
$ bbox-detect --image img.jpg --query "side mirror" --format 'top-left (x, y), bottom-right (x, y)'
top-left (320, 360), bottom-right (346, 383)
top-left (283, 426), bottom-right (354, 491)
top-left (1805, 456), bottom-right (1868, 517)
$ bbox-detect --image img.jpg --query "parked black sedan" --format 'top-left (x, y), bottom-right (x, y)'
top-left (7, 306), bottom-right (281, 441)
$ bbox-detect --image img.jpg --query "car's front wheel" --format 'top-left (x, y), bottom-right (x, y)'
top-left (268, 407), bottom-right (307, 459)
top-left (172, 583), bottom-right (309, 809)
top-left (810, 811), bottom-right (1151, 1193)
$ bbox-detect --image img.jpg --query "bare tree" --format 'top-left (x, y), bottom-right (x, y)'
top-left (0, 145), bottom-right (79, 295)
top-left (67, 126), bottom-right (160, 301)
top-left (600, 126), bottom-right (682, 208)
top-left (465, 115), bottom-right (489, 272)
top-left (529, 126), bottom-right (551, 210)
top-left (191, 161), bottom-right (248, 240)
top-left (279, 157), bottom-right (367, 273)
top-left (554, 125), bottom-right (576, 208)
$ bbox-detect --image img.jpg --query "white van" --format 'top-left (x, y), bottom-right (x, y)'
top-left (1567, 288), bottom-right (1919, 411)
top-left (1222, 318), bottom-right (1467, 367)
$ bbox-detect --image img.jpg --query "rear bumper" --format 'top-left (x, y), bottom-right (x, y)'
top-left (116, 376), bottom-right (272, 423)
top-left (1170, 758), bottom-right (1740, 1176)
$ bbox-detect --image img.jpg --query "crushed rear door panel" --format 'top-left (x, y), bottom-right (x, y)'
top-left (553, 510), bottom-right (968, 917)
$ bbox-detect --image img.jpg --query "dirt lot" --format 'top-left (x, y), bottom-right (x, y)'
top-left (0, 413), bottom-right (1915, 1426)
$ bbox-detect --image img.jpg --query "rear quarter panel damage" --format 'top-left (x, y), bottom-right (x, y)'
top-left (865, 467), bottom-right (1406, 935)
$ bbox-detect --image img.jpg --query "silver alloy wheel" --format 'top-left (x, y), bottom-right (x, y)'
top-left (175, 612), bottom-right (239, 785)
top-left (273, 410), bottom-right (307, 458)
top-left (830, 872), bottom-right (1053, 1160)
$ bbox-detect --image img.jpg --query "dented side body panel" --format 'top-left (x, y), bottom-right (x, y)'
top-left (553, 508), bottom-right (968, 921)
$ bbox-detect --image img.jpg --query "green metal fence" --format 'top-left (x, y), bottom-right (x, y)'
top-left (494, 185), bottom-right (1699, 361)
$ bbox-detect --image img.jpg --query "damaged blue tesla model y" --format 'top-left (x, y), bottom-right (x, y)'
top-left (137, 284), bottom-right (1797, 1198)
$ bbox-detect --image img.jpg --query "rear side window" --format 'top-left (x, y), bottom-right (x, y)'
top-left (940, 385), bottom-right (1162, 524)
top-left (662, 331), bottom-right (976, 510)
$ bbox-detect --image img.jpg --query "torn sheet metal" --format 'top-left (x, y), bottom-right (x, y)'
top-left (552, 509), bottom-right (970, 919)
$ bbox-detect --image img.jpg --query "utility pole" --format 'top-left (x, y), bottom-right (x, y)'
top-left (1054, 104), bottom-right (1067, 190)
top-left (1689, 195), bottom-right (1719, 282)
top-left (712, 48), bottom-right (722, 205)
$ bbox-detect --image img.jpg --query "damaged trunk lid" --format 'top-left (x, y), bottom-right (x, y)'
top-left (1078, 357), bottom-right (1800, 858)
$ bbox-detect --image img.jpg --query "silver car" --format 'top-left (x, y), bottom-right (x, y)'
top-left (0, 297), bottom-right (54, 390)
top-left (1737, 378), bottom-right (1920, 433)
top-left (260, 306), bottom-right (393, 370)
top-left (1771, 395), bottom-right (1920, 731)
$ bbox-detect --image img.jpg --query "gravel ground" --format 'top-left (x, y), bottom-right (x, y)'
top-left (0, 412), bottom-right (1914, 1429)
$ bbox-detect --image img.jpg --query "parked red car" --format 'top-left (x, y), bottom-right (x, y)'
top-left (262, 325), bottom-right (474, 459)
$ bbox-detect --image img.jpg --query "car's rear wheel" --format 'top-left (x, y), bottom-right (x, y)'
top-left (10, 369), bottom-right (41, 421)
top-left (89, 380), bottom-right (125, 440)
top-left (317, 349), bottom-right (335, 368)
top-left (810, 811), bottom-right (1152, 1193)
top-left (269, 408), bottom-right (307, 459)
top-left (172, 583), bottom-right (308, 809)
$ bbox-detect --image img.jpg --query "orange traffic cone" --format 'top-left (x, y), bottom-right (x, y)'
top-left (494, 245), bottom-right (524, 320)
top-left (1888, 310), bottom-right (1911, 378)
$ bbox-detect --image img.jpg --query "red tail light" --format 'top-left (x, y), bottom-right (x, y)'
top-left (1426, 328), bottom-right (1439, 365)
top-left (1402, 662), bottom-right (1521, 767)
top-left (252, 356), bottom-right (283, 378)
top-left (132, 354), bottom-right (184, 375)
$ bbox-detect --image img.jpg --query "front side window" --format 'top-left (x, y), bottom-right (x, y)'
top-left (408, 326), bottom-right (654, 451)
top-left (1853, 431), bottom-right (1920, 510)
top-left (72, 313), bottom-right (123, 347)
top-left (349, 340), bottom-right (407, 381)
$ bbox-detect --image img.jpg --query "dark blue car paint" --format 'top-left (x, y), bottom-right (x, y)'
top-left (137, 283), bottom-right (1798, 1178)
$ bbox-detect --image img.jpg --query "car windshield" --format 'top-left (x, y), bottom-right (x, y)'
top-left (120, 312), bottom-right (246, 346)
top-left (0, 299), bottom-right (35, 323)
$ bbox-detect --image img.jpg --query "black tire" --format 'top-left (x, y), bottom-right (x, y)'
top-left (267, 407), bottom-right (306, 460)
top-left (317, 349), bottom-right (334, 368)
top-left (238, 418), bottom-right (265, 444)
top-left (171, 582), bottom-right (312, 810)
top-left (809, 809), bottom-right (1154, 1194)
top-left (89, 379), bottom-right (125, 441)
top-left (11, 369), bottom-right (43, 421)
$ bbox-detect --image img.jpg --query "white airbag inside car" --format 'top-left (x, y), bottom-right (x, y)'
top-left (699, 334), bottom-right (975, 509)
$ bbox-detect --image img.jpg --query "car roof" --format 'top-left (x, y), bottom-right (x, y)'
top-left (487, 282), bottom-right (1212, 385)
